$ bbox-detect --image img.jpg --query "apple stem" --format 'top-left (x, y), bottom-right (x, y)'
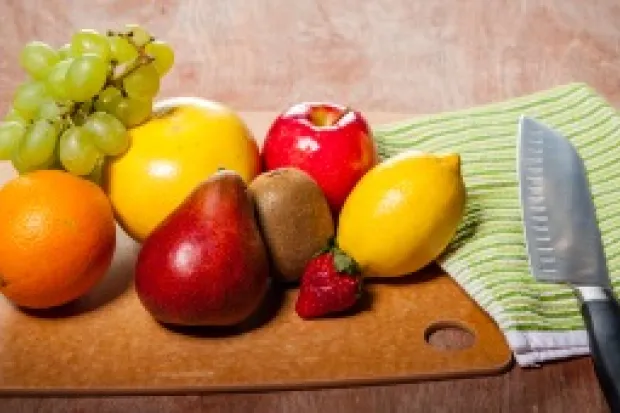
top-left (309, 107), bottom-right (351, 127)
top-left (336, 107), bottom-right (352, 124)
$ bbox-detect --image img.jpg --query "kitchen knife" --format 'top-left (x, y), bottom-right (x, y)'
top-left (517, 116), bottom-right (620, 412)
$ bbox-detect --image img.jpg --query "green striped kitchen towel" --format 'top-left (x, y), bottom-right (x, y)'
top-left (372, 82), bottom-right (620, 367)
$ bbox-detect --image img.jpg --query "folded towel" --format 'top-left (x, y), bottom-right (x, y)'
top-left (372, 83), bottom-right (620, 367)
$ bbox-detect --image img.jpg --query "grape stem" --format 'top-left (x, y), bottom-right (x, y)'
top-left (59, 100), bottom-right (94, 129)
top-left (110, 53), bottom-right (155, 87)
top-left (109, 31), bottom-right (155, 85)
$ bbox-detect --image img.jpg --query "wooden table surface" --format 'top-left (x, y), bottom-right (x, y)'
top-left (0, 1), bottom-right (618, 412)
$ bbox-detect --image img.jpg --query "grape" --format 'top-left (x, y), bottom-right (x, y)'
top-left (37, 99), bottom-right (63, 120)
top-left (4, 107), bottom-right (29, 127)
top-left (19, 41), bottom-right (59, 80)
top-left (13, 81), bottom-right (48, 120)
top-left (122, 63), bottom-right (159, 100)
top-left (71, 29), bottom-right (111, 61)
top-left (86, 154), bottom-right (105, 185)
top-left (58, 43), bottom-right (72, 60)
top-left (11, 147), bottom-right (55, 174)
top-left (108, 35), bottom-right (138, 64)
top-left (125, 24), bottom-right (152, 47)
top-left (65, 54), bottom-right (109, 102)
top-left (111, 96), bottom-right (152, 127)
top-left (145, 40), bottom-right (174, 75)
top-left (59, 126), bottom-right (101, 175)
top-left (45, 59), bottom-right (73, 100)
top-left (94, 86), bottom-right (122, 113)
top-left (83, 111), bottom-right (129, 156)
top-left (11, 150), bottom-right (35, 174)
top-left (18, 119), bottom-right (59, 167)
top-left (0, 122), bottom-right (26, 160)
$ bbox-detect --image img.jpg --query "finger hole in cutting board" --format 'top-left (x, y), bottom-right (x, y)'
top-left (425, 321), bottom-right (476, 351)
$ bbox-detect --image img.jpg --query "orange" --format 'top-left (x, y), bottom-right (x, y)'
top-left (105, 97), bottom-right (261, 242)
top-left (0, 170), bottom-right (116, 309)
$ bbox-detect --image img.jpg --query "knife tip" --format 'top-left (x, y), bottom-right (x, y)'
top-left (518, 114), bottom-right (534, 125)
top-left (518, 115), bottom-right (545, 133)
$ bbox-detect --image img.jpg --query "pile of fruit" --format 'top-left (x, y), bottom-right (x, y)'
top-left (0, 25), bottom-right (466, 329)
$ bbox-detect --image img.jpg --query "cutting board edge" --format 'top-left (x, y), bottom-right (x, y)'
top-left (0, 355), bottom-right (514, 396)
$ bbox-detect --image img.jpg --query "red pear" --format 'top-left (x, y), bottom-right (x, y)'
top-left (134, 170), bottom-right (270, 327)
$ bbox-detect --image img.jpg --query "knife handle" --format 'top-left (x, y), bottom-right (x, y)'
top-left (579, 287), bottom-right (620, 413)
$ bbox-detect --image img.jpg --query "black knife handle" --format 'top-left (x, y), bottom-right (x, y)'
top-left (580, 289), bottom-right (620, 413)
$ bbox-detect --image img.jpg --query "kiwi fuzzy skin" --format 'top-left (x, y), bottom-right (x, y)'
top-left (248, 168), bottom-right (335, 282)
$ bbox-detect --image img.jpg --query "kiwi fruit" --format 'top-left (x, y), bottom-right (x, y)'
top-left (248, 167), bottom-right (334, 282)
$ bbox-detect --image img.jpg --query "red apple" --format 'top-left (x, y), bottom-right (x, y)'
top-left (262, 102), bottom-right (379, 215)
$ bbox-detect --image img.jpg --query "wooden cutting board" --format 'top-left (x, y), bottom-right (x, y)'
top-left (0, 111), bottom-right (512, 395)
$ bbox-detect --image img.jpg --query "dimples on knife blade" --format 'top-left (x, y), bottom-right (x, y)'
top-left (518, 116), bottom-right (609, 287)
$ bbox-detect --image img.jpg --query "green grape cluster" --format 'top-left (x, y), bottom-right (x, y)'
top-left (0, 24), bottom-right (174, 180)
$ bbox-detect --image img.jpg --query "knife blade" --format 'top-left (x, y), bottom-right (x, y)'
top-left (517, 116), bottom-right (620, 412)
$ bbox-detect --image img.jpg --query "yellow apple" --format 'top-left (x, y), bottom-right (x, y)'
top-left (104, 97), bottom-right (261, 242)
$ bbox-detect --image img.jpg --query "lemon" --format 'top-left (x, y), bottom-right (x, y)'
top-left (336, 149), bottom-right (466, 277)
top-left (105, 98), bottom-right (261, 242)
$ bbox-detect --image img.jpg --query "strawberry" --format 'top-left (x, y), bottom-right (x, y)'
top-left (295, 243), bottom-right (362, 319)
